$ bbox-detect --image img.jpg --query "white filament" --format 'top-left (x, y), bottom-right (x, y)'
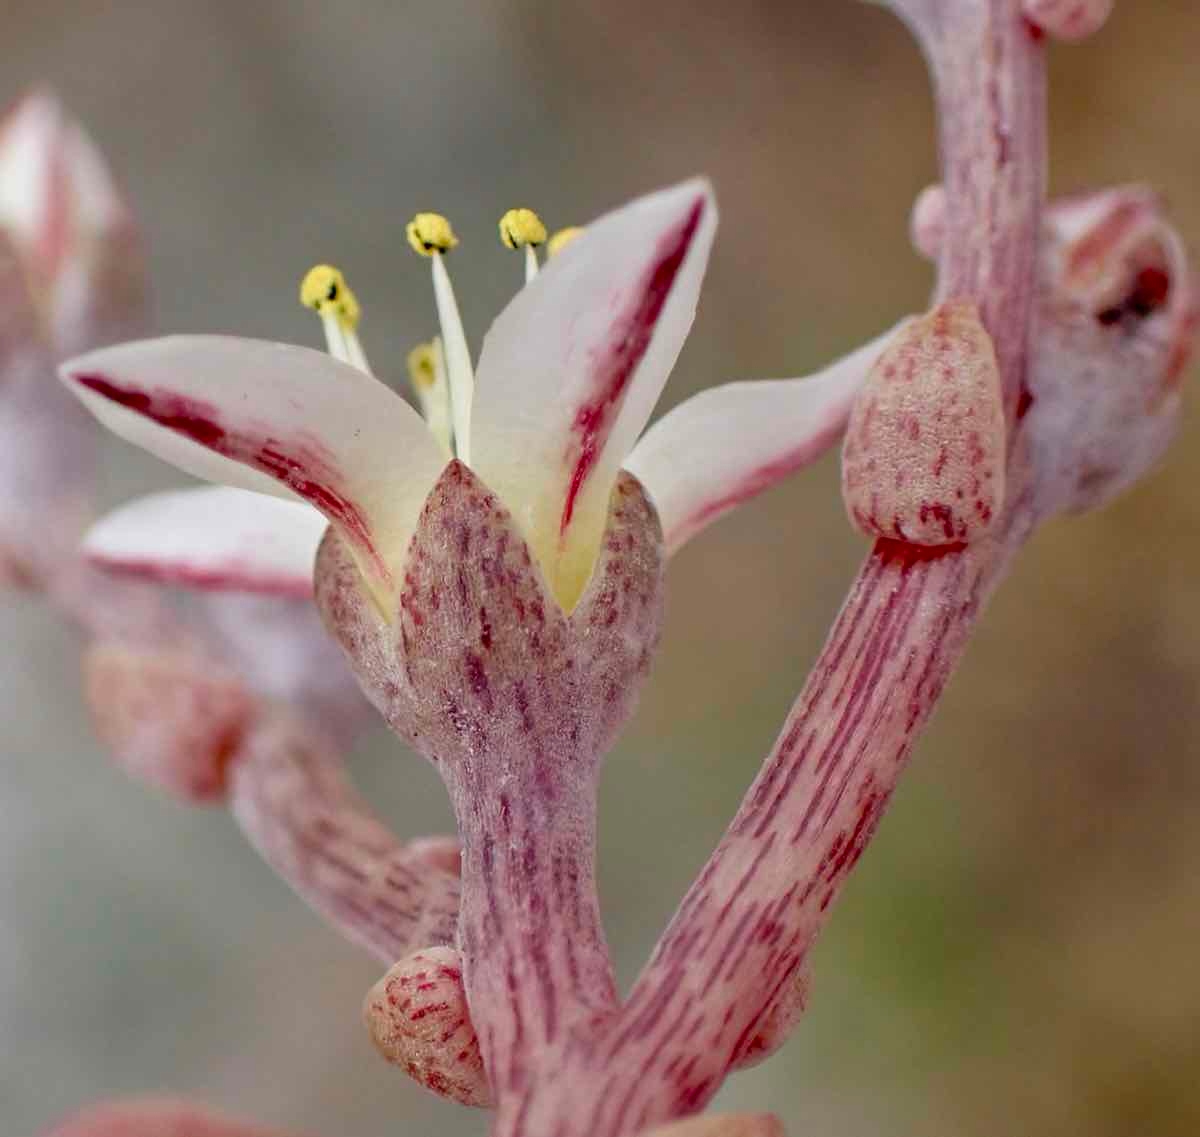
top-left (431, 253), bottom-right (475, 463)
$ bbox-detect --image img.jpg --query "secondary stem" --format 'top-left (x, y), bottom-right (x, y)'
top-left (500, 489), bottom-right (1036, 1136)
top-left (490, 3), bottom-right (1046, 1133)
top-left (899, 0), bottom-right (1045, 403)
top-left (229, 715), bottom-right (462, 963)
top-left (447, 756), bottom-right (618, 1108)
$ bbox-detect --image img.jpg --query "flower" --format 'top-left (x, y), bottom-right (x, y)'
top-left (907, 181), bottom-right (1195, 520)
top-left (0, 93), bottom-right (375, 818)
top-left (61, 180), bottom-right (884, 615)
top-left (0, 88), bottom-right (144, 356)
top-left (1022, 0), bottom-right (1113, 41)
top-left (1026, 184), bottom-right (1196, 516)
top-left (0, 90), bottom-right (147, 587)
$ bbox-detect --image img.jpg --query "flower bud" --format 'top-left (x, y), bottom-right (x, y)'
top-left (842, 301), bottom-right (1006, 545)
top-left (0, 93), bottom-right (145, 591)
top-left (82, 641), bottom-right (254, 803)
top-left (909, 183), bottom-right (946, 262)
top-left (1023, 0), bottom-right (1113, 42)
top-left (364, 945), bottom-right (490, 1107)
top-left (1027, 186), bottom-right (1195, 516)
top-left (0, 89), bottom-right (147, 355)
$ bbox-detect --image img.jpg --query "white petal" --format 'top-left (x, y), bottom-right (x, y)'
top-left (0, 91), bottom-right (129, 262)
top-left (625, 325), bottom-right (906, 555)
top-left (61, 335), bottom-right (447, 603)
top-left (471, 178), bottom-right (716, 608)
top-left (84, 486), bottom-right (327, 596)
top-left (60, 117), bottom-right (128, 234)
top-left (0, 90), bottom-right (64, 267)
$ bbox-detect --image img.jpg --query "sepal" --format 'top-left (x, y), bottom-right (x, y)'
top-left (315, 461), bottom-right (665, 770)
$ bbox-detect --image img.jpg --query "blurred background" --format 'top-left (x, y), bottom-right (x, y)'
top-left (2, 2), bottom-right (1198, 1135)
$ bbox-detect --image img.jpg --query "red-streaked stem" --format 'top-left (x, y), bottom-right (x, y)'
top-left (505, 490), bottom-right (1035, 1136)
top-left (54, 564), bottom-right (460, 965)
top-left (491, 3), bottom-right (1046, 1133)
top-left (447, 762), bottom-right (619, 1107)
top-left (897, 0), bottom-right (1045, 406)
top-left (229, 716), bottom-right (461, 963)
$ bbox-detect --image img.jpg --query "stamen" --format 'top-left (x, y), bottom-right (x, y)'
top-left (406, 212), bottom-right (474, 464)
top-left (299, 264), bottom-right (371, 373)
top-left (407, 338), bottom-right (453, 459)
top-left (547, 226), bottom-right (584, 257)
top-left (499, 207), bottom-right (547, 284)
top-left (406, 213), bottom-right (459, 257)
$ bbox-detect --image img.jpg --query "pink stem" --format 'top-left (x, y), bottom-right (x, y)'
top-left (229, 715), bottom-right (461, 963)
top-left (490, 3), bottom-right (1046, 1134)
top-left (507, 496), bottom-right (1035, 1136)
top-left (54, 563), bottom-right (460, 965)
top-left (446, 754), bottom-right (618, 1107)
top-left (896, 0), bottom-right (1045, 405)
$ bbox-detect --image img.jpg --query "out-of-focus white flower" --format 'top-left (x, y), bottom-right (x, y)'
top-left (0, 90), bottom-right (147, 587)
top-left (0, 89), bottom-right (144, 356)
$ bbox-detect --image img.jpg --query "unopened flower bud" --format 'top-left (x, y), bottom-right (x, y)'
top-left (1023, 0), bottom-right (1113, 42)
top-left (909, 183), bottom-right (946, 261)
top-left (1027, 186), bottom-right (1195, 516)
top-left (842, 301), bottom-right (1006, 545)
top-left (364, 945), bottom-right (490, 1107)
top-left (0, 89), bottom-right (146, 354)
top-left (82, 641), bottom-right (254, 803)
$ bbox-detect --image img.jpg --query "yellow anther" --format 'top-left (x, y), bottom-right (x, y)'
top-left (407, 341), bottom-right (439, 392)
top-left (499, 208), bottom-right (547, 250)
top-left (299, 264), bottom-right (361, 330)
top-left (406, 212), bottom-right (458, 257)
top-left (547, 226), bottom-right (585, 257)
